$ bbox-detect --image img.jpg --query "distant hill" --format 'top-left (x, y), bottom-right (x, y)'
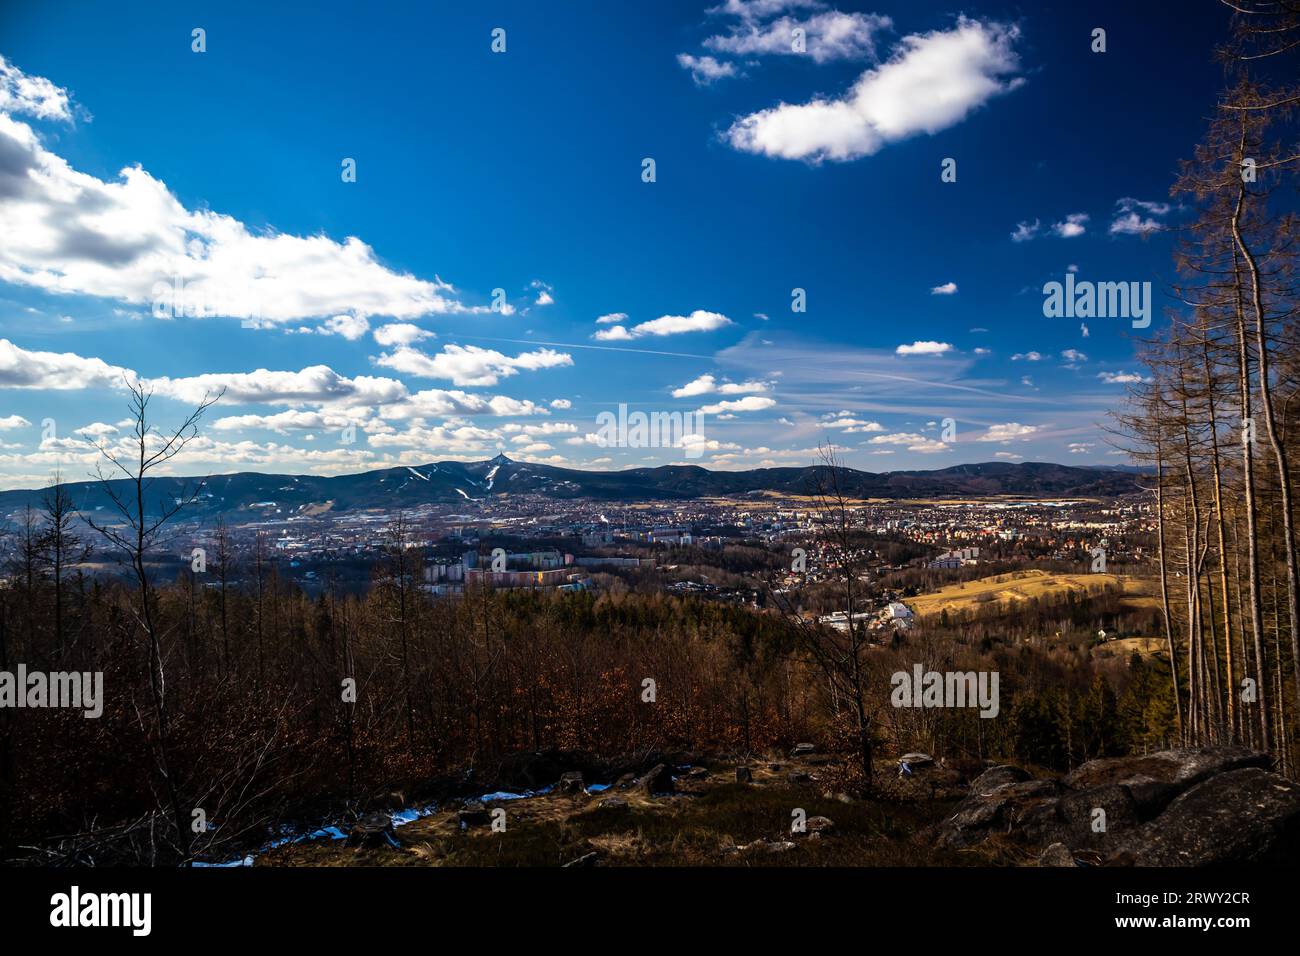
top-left (0, 454), bottom-right (1147, 523)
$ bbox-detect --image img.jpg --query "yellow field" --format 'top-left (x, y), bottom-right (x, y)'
top-left (908, 569), bottom-right (1158, 617)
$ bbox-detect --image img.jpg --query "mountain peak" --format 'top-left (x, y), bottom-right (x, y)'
top-left (489, 452), bottom-right (512, 465)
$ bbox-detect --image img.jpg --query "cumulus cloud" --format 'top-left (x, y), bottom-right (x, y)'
top-left (593, 310), bottom-right (733, 340)
top-left (1051, 213), bottom-right (1089, 238)
top-left (1098, 370), bottom-right (1149, 384)
top-left (725, 18), bottom-right (1022, 162)
top-left (0, 106), bottom-right (477, 323)
top-left (677, 54), bottom-right (738, 86)
top-left (549, 398), bottom-right (572, 410)
top-left (373, 322), bottom-right (434, 347)
top-left (1010, 219), bottom-right (1040, 242)
top-left (0, 414), bottom-right (32, 429)
top-left (930, 281), bottom-right (958, 295)
top-left (1110, 197), bottom-right (1171, 236)
top-left (594, 312), bottom-right (628, 325)
top-left (0, 338), bottom-right (131, 389)
top-left (670, 373), bottom-right (769, 397)
top-left (0, 55), bottom-right (74, 121)
top-left (868, 431), bottom-right (948, 453)
top-left (697, 395), bottom-right (776, 415)
top-left (895, 340), bottom-right (952, 356)
top-left (374, 343), bottom-right (573, 387)
top-left (978, 422), bottom-right (1039, 442)
top-left (319, 314), bottom-right (370, 340)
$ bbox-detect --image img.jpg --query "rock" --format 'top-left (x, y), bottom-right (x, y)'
top-left (686, 766), bottom-right (710, 779)
top-left (1039, 843), bottom-right (1076, 867)
top-left (936, 779), bottom-right (1061, 849)
top-left (899, 752), bottom-right (935, 768)
top-left (348, 811), bottom-right (395, 847)
top-left (765, 840), bottom-right (797, 853)
top-left (615, 772), bottom-right (637, 790)
top-left (1062, 747), bottom-right (1268, 794)
top-left (787, 770), bottom-right (813, 784)
top-left (969, 765), bottom-right (1031, 797)
top-left (558, 771), bottom-right (585, 795)
top-left (598, 796), bottom-right (628, 809)
top-left (1106, 768), bottom-right (1300, 866)
top-left (736, 766), bottom-right (753, 784)
top-left (637, 763), bottom-right (675, 795)
top-left (790, 743), bottom-right (816, 758)
top-left (805, 815), bottom-right (835, 835)
top-left (457, 800), bottom-right (489, 828)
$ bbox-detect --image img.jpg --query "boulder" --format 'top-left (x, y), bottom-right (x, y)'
top-left (805, 815), bottom-right (835, 836)
top-left (1106, 768), bottom-right (1300, 866)
top-left (936, 779), bottom-right (1061, 849)
top-left (790, 743), bottom-right (816, 758)
top-left (898, 752), bottom-right (935, 768)
top-left (1062, 747), bottom-right (1268, 794)
top-left (1039, 843), bottom-right (1076, 867)
top-left (558, 771), bottom-right (585, 795)
top-left (598, 797), bottom-right (628, 810)
top-left (736, 766), bottom-right (754, 784)
top-left (636, 763), bottom-right (675, 795)
top-left (348, 811), bottom-right (395, 847)
top-left (686, 766), bottom-right (710, 779)
top-left (969, 765), bottom-right (1031, 797)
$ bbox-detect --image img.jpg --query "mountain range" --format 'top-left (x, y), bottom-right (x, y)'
top-left (0, 454), bottom-right (1148, 523)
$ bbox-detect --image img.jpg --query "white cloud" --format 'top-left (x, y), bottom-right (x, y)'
top-left (697, 395), bottom-right (776, 415)
top-left (993, 451), bottom-right (1022, 460)
top-left (549, 398), bottom-right (572, 410)
top-left (867, 431), bottom-right (948, 453)
top-left (1061, 348), bottom-right (1088, 365)
top-left (373, 322), bottom-right (434, 347)
top-left (0, 414), bottom-right (32, 429)
top-left (319, 313), bottom-right (370, 340)
top-left (0, 55), bottom-right (73, 122)
top-left (1011, 351), bottom-right (1042, 361)
top-left (594, 312), bottom-right (628, 325)
top-left (1110, 198), bottom-right (1171, 236)
top-left (930, 281), bottom-right (958, 295)
top-left (374, 343), bottom-right (573, 387)
top-left (1098, 370), bottom-right (1149, 384)
top-left (0, 108), bottom-right (477, 324)
top-left (677, 54), bottom-right (738, 86)
top-left (725, 18), bottom-right (1022, 162)
top-left (978, 422), bottom-right (1039, 443)
top-left (594, 310), bottom-right (733, 340)
top-left (1010, 219), bottom-right (1040, 242)
top-left (1051, 213), bottom-right (1089, 238)
top-left (1068, 442), bottom-right (1095, 454)
top-left (895, 340), bottom-right (952, 356)
top-left (671, 373), bottom-right (770, 397)
top-left (0, 338), bottom-right (131, 389)
top-left (703, 10), bottom-right (892, 65)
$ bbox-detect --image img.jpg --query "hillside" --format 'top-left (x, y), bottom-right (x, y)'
top-left (0, 454), bottom-right (1146, 522)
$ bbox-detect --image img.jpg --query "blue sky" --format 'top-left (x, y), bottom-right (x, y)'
top-left (0, 0), bottom-right (1229, 488)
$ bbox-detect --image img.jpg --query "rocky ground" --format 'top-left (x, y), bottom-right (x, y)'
top-left (253, 746), bottom-right (1300, 867)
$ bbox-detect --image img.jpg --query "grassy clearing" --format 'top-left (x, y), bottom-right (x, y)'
top-left (257, 768), bottom-right (1004, 867)
top-left (907, 569), bottom-right (1157, 618)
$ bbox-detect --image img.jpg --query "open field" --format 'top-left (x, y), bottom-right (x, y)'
top-left (908, 569), bottom-right (1159, 618)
